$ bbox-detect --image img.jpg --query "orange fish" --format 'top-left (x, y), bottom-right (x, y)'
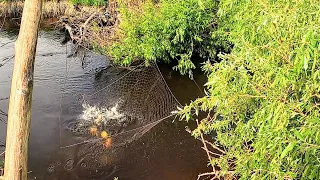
top-left (89, 126), bottom-right (98, 136)
top-left (105, 138), bottom-right (112, 148)
top-left (101, 131), bottom-right (109, 139)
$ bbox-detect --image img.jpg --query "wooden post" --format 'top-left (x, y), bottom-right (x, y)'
top-left (3, 0), bottom-right (42, 179)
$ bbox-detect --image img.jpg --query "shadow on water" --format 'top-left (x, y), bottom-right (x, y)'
top-left (0, 30), bottom-right (210, 180)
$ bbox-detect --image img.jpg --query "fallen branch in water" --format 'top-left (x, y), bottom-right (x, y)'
top-left (60, 0), bottom-right (119, 50)
top-left (64, 23), bottom-right (77, 42)
top-left (80, 12), bottom-right (97, 38)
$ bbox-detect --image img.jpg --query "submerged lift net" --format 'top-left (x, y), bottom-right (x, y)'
top-left (0, 42), bottom-right (183, 178)
top-left (62, 61), bottom-right (181, 149)
top-left (51, 59), bottom-right (182, 178)
top-left (0, 36), bottom-right (184, 178)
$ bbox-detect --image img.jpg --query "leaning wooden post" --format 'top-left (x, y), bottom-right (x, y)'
top-left (3, 0), bottom-right (42, 179)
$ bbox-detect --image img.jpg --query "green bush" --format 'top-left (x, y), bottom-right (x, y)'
top-left (109, 0), bottom-right (229, 76)
top-left (179, 0), bottom-right (320, 179)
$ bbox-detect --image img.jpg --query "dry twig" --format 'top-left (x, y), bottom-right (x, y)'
top-left (192, 119), bottom-right (235, 180)
top-left (196, 119), bottom-right (217, 178)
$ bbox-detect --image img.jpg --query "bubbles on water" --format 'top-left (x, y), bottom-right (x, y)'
top-left (47, 163), bottom-right (55, 173)
top-left (80, 162), bottom-right (87, 168)
top-left (64, 159), bottom-right (74, 171)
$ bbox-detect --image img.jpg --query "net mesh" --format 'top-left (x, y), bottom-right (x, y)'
top-left (46, 60), bottom-right (182, 178)
top-left (63, 61), bottom-right (181, 149)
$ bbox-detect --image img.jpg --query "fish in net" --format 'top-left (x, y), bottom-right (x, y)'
top-left (44, 61), bottom-right (182, 179)
top-left (64, 61), bottom-right (181, 149)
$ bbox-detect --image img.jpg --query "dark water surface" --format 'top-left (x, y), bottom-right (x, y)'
top-left (0, 30), bottom-right (209, 180)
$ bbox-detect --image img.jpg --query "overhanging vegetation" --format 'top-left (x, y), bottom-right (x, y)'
top-left (178, 0), bottom-right (320, 179)
top-left (106, 0), bottom-right (320, 179)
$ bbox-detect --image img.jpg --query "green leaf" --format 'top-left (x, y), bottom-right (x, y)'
top-left (304, 55), bottom-right (309, 71)
top-left (293, 129), bottom-right (304, 142)
top-left (280, 142), bottom-right (296, 159)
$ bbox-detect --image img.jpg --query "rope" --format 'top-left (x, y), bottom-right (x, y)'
top-left (58, 42), bottom-right (71, 148)
top-left (0, 151), bottom-right (5, 156)
top-left (192, 78), bottom-right (205, 97)
top-left (154, 62), bottom-right (183, 108)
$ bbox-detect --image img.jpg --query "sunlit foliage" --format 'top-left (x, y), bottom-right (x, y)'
top-left (179, 0), bottom-right (320, 179)
top-left (109, 0), bottom-right (229, 76)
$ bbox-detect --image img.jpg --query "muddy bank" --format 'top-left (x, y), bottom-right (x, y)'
top-left (0, 1), bottom-right (99, 19)
top-left (0, 0), bottom-right (117, 47)
top-left (0, 1), bottom-right (83, 29)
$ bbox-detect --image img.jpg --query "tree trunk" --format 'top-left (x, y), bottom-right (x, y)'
top-left (4, 0), bottom-right (42, 179)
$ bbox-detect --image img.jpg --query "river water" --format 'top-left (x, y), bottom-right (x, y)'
top-left (0, 30), bottom-right (209, 180)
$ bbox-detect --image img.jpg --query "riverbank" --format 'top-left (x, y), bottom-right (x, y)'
top-left (0, 0), bottom-right (94, 29)
top-left (0, 1), bottom-right (75, 18)
top-left (0, 0), bottom-right (117, 47)
top-left (0, 0), bottom-right (108, 18)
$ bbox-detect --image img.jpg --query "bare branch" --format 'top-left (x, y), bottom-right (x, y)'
top-left (204, 140), bottom-right (225, 154)
top-left (196, 119), bottom-right (217, 177)
top-left (201, 147), bottom-right (222, 157)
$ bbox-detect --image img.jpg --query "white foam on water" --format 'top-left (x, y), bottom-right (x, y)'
top-left (80, 103), bottom-right (126, 126)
